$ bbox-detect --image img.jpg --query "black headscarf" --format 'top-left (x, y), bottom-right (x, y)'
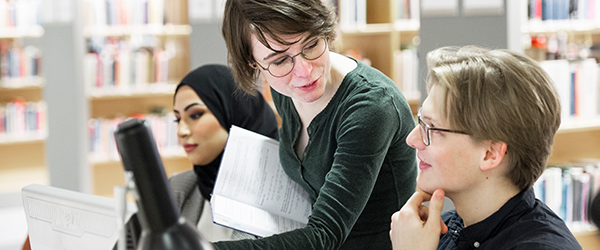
top-left (175, 64), bottom-right (279, 200)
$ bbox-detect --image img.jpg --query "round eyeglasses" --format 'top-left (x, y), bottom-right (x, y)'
top-left (417, 107), bottom-right (468, 146)
top-left (255, 37), bottom-right (328, 78)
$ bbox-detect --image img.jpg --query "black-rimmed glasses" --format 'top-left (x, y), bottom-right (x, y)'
top-left (255, 37), bottom-right (328, 78)
top-left (417, 107), bottom-right (468, 146)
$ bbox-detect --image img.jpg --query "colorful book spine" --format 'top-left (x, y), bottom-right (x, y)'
top-left (0, 99), bottom-right (47, 142)
top-left (0, 40), bottom-right (42, 82)
top-left (535, 161), bottom-right (600, 231)
top-left (83, 0), bottom-right (166, 27)
top-left (0, 0), bottom-right (41, 29)
top-left (84, 36), bottom-right (170, 94)
top-left (538, 59), bottom-right (600, 124)
top-left (392, 48), bottom-right (421, 101)
top-left (529, 0), bottom-right (598, 21)
top-left (88, 112), bottom-right (180, 161)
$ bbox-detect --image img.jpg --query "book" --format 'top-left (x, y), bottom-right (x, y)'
top-left (210, 125), bottom-right (312, 237)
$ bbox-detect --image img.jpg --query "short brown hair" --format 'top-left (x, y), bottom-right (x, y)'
top-left (425, 46), bottom-right (561, 190)
top-left (221, 0), bottom-right (337, 93)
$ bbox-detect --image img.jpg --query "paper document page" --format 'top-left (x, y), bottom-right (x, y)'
top-left (211, 125), bottom-right (311, 237)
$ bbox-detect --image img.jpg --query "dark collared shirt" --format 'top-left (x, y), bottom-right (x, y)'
top-left (438, 188), bottom-right (581, 250)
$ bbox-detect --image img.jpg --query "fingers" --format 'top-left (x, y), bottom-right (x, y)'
top-left (425, 189), bottom-right (447, 233)
top-left (405, 190), bottom-right (433, 208)
top-left (440, 218), bottom-right (449, 234)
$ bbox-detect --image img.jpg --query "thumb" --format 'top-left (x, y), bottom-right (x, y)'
top-left (426, 189), bottom-right (447, 233)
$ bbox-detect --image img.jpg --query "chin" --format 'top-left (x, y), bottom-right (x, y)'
top-left (416, 178), bottom-right (438, 195)
top-left (189, 155), bottom-right (206, 166)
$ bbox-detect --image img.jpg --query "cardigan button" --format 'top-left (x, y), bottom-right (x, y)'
top-left (473, 241), bottom-right (480, 248)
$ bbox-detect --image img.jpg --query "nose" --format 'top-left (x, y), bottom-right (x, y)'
top-left (177, 120), bottom-right (190, 138)
top-left (406, 125), bottom-right (425, 150)
top-left (292, 54), bottom-right (312, 77)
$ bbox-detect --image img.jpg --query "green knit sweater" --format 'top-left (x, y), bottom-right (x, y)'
top-left (213, 60), bottom-right (418, 250)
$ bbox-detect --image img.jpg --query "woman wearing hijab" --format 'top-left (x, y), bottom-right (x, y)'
top-left (170, 64), bottom-right (279, 241)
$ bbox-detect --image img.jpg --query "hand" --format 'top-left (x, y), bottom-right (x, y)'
top-left (390, 189), bottom-right (448, 250)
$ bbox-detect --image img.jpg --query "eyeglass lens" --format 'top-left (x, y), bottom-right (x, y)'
top-left (267, 37), bottom-right (327, 77)
top-left (418, 117), bottom-right (430, 146)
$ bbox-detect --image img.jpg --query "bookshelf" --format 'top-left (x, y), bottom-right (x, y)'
top-left (333, 0), bottom-right (421, 114)
top-left (82, 0), bottom-right (193, 197)
top-left (522, 1), bottom-right (600, 249)
top-left (0, 0), bottom-right (47, 198)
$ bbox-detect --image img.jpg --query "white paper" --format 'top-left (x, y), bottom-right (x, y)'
top-left (211, 125), bottom-right (312, 237)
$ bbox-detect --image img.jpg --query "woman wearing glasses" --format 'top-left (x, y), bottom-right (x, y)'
top-left (214, 0), bottom-right (418, 249)
top-left (390, 46), bottom-right (581, 250)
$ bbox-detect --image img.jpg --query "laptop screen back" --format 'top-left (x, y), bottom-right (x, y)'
top-left (21, 184), bottom-right (137, 250)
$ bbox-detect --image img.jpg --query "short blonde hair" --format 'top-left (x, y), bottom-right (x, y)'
top-left (426, 46), bottom-right (561, 190)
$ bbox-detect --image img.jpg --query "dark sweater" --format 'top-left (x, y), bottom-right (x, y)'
top-left (214, 60), bottom-right (418, 250)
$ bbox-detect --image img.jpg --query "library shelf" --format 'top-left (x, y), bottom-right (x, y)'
top-left (0, 25), bottom-right (44, 39)
top-left (83, 0), bottom-right (192, 197)
top-left (0, 77), bottom-right (45, 89)
top-left (0, 21), bottom-right (46, 195)
top-left (0, 138), bottom-right (48, 193)
top-left (573, 227), bottom-right (600, 250)
top-left (525, 5), bottom-right (600, 248)
top-left (523, 20), bottom-right (600, 35)
top-left (86, 82), bottom-right (177, 100)
top-left (334, 0), bottom-right (421, 109)
top-left (549, 123), bottom-right (600, 166)
top-left (92, 153), bottom-right (191, 198)
top-left (558, 119), bottom-right (600, 134)
top-left (0, 136), bottom-right (45, 145)
top-left (82, 24), bottom-right (192, 37)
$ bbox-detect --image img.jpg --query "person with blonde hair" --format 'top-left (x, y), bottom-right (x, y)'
top-left (390, 45), bottom-right (581, 250)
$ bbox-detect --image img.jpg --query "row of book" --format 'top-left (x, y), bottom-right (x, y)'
top-left (82, 0), bottom-right (191, 27)
top-left (0, 40), bottom-right (42, 81)
top-left (82, 0), bottom-right (168, 27)
top-left (0, 0), bottom-right (41, 28)
top-left (84, 37), bottom-right (170, 94)
top-left (538, 58), bottom-right (600, 123)
top-left (0, 99), bottom-right (46, 142)
top-left (188, 0), bottom-right (226, 21)
top-left (336, 0), bottom-right (419, 28)
top-left (534, 160), bottom-right (600, 230)
top-left (88, 113), bottom-right (181, 162)
top-left (396, 0), bottom-right (420, 25)
top-left (342, 47), bottom-right (421, 102)
top-left (393, 48), bottom-right (421, 101)
top-left (529, 0), bottom-right (600, 21)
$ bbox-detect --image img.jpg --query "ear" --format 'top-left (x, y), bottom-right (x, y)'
top-left (480, 141), bottom-right (507, 171)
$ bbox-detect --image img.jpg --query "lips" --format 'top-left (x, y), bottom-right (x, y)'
top-left (297, 80), bottom-right (317, 91)
top-left (183, 144), bottom-right (197, 153)
top-left (417, 156), bottom-right (431, 171)
top-left (419, 161), bottom-right (432, 171)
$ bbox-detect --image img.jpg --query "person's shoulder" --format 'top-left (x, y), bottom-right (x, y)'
top-left (495, 213), bottom-right (581, 250)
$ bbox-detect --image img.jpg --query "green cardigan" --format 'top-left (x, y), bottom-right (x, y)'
top-left (214, 60), bottom-right (418, 250)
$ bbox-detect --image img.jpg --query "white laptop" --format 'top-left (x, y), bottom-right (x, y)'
top-left (21, 184), bottom-right (137, 250)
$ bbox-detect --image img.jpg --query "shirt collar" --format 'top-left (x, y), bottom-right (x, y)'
top-left (456, 188), bottom-right (534, 248)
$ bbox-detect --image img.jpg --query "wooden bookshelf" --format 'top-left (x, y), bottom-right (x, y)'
top-left (548, 122), bottom-right (600, 165)
top-left (92, 152), bottom-right (191, 197)
top-left (334, 0), bottom-right (421, 107)
top-left (83, 0), bottom-right (193, 197)
top-left (0, 16), bottom-right (47, 195)
top-left (574, 228), bottom-right (600, 250)
top-left (523, 2), bottom-right (600, 248)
